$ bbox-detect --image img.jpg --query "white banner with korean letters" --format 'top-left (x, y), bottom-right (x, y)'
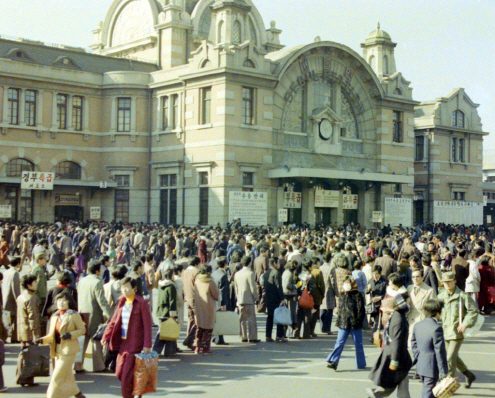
top-left (433, 201), bottom-right (483, 225)
top-left (90, 207), bottom-right (101, 220)
top-left (372, 211), bottom-right (383, 223)
top-left (21, 172), bottom-right (54, 190)
top-left (283, 192), bottom-right (302, 209)
top-left (229, 191), bottom-right (267, 226)
top-left (385, 198), bottom-right (413, 227)
top-left (315, 190), bottom-right (339, 208)
top-left (0, 205), bottom-right (11, 218)
top-left (342, 194), bottom-right (358, 210)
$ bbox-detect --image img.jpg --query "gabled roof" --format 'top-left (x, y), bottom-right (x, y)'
top-left (0, 37), bottom-right (159, 74)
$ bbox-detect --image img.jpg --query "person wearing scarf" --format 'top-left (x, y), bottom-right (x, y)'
top-left (367, 273), bottom-right (413, 398)
top-left (36, 292), bottom-right (87, 398)
top-left (326, 276), bottom-right (366, 370)
top-left (42, 272), bottom-right (78, 318)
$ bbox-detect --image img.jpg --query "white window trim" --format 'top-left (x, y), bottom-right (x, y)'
top-left (450, 136), bottom-right (466, 164)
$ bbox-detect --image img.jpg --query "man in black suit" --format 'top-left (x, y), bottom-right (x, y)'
top-left (411, 299), bottom-right (449, 398)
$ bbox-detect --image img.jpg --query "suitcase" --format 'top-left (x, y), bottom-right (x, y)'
top-left (16, 345), bottom-right (50, 383)
top-left (212, 311), bottom-right (240, 336)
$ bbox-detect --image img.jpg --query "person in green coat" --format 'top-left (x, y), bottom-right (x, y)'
top-left (152, 269), bottom-right (178, 356)
top-left (437, 271), bottom-right (479, 388)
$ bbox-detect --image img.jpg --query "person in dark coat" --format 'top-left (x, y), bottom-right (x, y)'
top-left (212, 257), bottom-right (231, 345)
top-left (153, 236), bottom-right (166, 267)
top-left (368, 265), bottom-right (388, 341)
top-left (263, 258), bottom-right (286, 342)
top-left (326, 276), bottom-right (366, 370)
top-left (367, 274), bottom-right (412, 398)
top-left (411, 299), bottom-right (449, 398)
top-left (42, 272), bottom-right (77, 317)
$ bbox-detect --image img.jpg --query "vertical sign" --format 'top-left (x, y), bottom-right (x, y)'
top-left (0, 205), bottom-right (12, 218)
top-left (90, 207), bottom-right (101, 220)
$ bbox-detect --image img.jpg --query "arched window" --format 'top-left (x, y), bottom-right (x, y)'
top-left (369, 55), bottom-right (376, 72)
top-left (383, 55), bottom-right (389, 75)
top-left (217, 20), bottom-right (225, 44)
top-left (393, 88), bottom-right (402, 95)
top-left (451, 110), bottom-right (465, 128)
top-left (55, 161), bottom-right (81, 180)
top-left (243, 59), bottom-right (256, 68)
top-left (232, 20), bottom-right (242, 44)
top-left (5, 158), bottom-right (34, 177)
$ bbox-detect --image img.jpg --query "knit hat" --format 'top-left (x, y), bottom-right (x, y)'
top-left (442, 271), bottom-right (456, 282)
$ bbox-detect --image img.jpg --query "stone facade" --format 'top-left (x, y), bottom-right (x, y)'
top-left (0, 0), bottom-right (487, 226)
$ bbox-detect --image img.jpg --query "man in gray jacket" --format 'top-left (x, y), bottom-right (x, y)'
top-left (412, 299), bottom-right (449, 398)
top-left (234, 256), bottom-right (260, 343)
top-left (75, 261), bottom-right (112, 373)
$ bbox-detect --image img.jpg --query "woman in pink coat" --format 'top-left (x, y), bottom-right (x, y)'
top-left (478, 256), bottom-right (495, 313)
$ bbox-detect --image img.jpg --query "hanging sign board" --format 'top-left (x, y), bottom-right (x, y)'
top-left (55, 195), bottom-right (80, 206)
top-left (385, 198), bottom-right (413, 227)
top-left (229, 191), bottom-right (268, 226)
top-left (90, 207), bottom-right (101, 220)
top-left (433, 201), bottom-right (483, 225)
top-left (0, 205), bottom-right (12, 218)
top-left (372, 211), bottom-right (383, 223)
top-left (278, 209), bottom-right (288, 223)
top-left (283, 192), bottom-right (302, 209)
top-left (21, 172), bottom-right (54, 190)
top-left (315, 190), bottom-right (339, 208)
top-left (342, 194), bottom-right (358, 210)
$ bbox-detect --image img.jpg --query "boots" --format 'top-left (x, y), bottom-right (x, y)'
top-left (463, 370), bottom-right (476, 388)
top-left (75, 392), bottom-right (86, 398)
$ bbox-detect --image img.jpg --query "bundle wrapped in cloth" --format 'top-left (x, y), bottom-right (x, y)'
top-left (133, 351), bottom-right (159, 396)
top-left (433, 376), bottom-right (460, 398)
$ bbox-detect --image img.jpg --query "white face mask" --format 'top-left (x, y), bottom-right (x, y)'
top-left (343, 283), bottom-right (352, 292)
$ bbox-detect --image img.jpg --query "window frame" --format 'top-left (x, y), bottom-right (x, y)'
top-left (7, 88), bottom-right (20, 125)
top-left (72, 95), bottom-right (83, 131)
top-left (6, 158), bottom-right (34, 178)
top-left (201, 87), bottom-right (212, 125)
top-left (115, 189), bottom-right (130, 223)
top-left (56, 93), bottom-right (68, 130)
top-left (171, 94), bottom-right (179, 130)
top-left (55, 161), bottom-right (81, 180)
top-left (199, 187), bottom-right (209, 225)
top-left (115, 174), bottom-right (131, 188)
top-left (162, 96), bottom-right (169, 130)
top-left (392, 110), bottom-right (403, 143)
top-left (415, 135), bottom-right (425, 161)
top-left (242, 87), bottom-right (256, 125)
top-left (199, 171), bottom-right (208, 185)
top-left (117, 97), bottom-right (131, 133)
top-left (24, 89), bottom-right (37, 126)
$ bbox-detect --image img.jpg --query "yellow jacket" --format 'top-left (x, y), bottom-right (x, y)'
top-left (42, 310), bottom-right (86, 358)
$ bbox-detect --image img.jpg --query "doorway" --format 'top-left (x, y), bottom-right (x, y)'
top-left (55, 206), bottom-right (84, 222)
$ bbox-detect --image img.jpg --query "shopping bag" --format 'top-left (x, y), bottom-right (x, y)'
top-left (487, 286), bottom-right (495, 304)
top-left (159, 318), bottom-right (180, 341)
top-left (212, 311), bottom-right (240, 336)
top-left (2, 310), bottom-right (11, 337)
top-left (132, 352), bottom-right (158, 396)
top-left (16, 345), bottom-right (50, 383)
top-left (274, 305), bottom-right (292, 326)
top-left (433, 376), bottom-right (460, 398)
top-left (74, 335), bottom-right (86, 364)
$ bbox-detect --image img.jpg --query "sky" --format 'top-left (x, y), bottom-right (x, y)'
top-left (0, 0), bottom-right (494, 161)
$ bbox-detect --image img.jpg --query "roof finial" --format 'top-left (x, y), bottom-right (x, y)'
top-left (377, 22), bottom-right (380, 30)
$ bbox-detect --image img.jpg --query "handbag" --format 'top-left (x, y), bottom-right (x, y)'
top-left (274, 304), bottom-right (292, 326)
top-left (16, 345), bottom-right (50, 383)
top-left (298, 277), bottom-right (314, 310)
top-left (93, 322), bottom-right (108, 341)
top-left (373, 313), bottom-right (383, 348)
top-left (213, 311), bottom-right (240, 336)
top-left (432, 376), bottom-right (460, 398)
top-left (459, 295), bottom-right (484, 338)
top-left (159, 318), bottom-right (180, 341)
top-left (133, 352), bottom-right (159, 396)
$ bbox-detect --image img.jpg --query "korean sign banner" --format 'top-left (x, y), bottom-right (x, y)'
top-left (90, 207), bottom-right (101, 220)
top-left (21, 172), bottom-right (54, 190)
top-left (0, 205), bottom-right (12, 218)
top-left (342, 194), bottom-right (358, 210)
top-left (283, 192), bottom-right (302, 209)
top-left (229, 191), bottom-right (268, 226)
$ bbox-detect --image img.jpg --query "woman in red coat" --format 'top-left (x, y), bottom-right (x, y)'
top-left (197, 239), bottom-right (207, 264)
top-left (102, 277), bottom-right (152, 398)
top-left (0, 235), bottom-right (10, 269)
top-left (478, 256), bottom-right (495, 313)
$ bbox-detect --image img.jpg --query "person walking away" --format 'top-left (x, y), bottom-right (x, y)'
top-left (326, 276), bottom-right (366, 370)
top-left (367, 277), bottom-right (412, 398)
top-left (437, 271), bottom-right (478, 388)
top-left (411, 299), bottom-right (449, 398)
top-left (465, 254), bottom-right (480, 307)
top-left (36, 292), bottom-right (87, 398)
top-left (320, 252), bottom-right (337, 335)
top-left (212, 257), bottom-right (230, 345)
top-left (75, 261), bottom-right (112, 373)
top-left (294, 259), bottom-right (316, 339)
top-left (153, 269), bottom-right (178, 356)
top-left (182, 256), bottom-right (200, 350)
top-left (102, 277), bottom-right (152, 398)
top-left (478, 256), bottom-right (495, 314)
top-left (16, 274), bottom-right (41, 386)
top-left (2, 257), bottom-right (22, 343)
top-left (282, 260), bottom-right (298, 338)
top-left (263, 258), bottom-right (286, 342)
top-left (234, 256), bottom-right (260, 343)
top-left (310, 257), bottom-right (326, 337)
top-left (194, 264), bottom-right (219, 353)
top-left (172, 265), bottom-right (185, 331)
top-left (143, 254), bottom-right (156, 313)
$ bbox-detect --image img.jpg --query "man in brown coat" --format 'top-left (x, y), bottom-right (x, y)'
top-left (16, 274), bottom-right (41, 386)
top-left (374, 248), bottom-right (397, 279)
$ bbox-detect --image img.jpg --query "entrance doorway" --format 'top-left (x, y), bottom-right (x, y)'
top-left (55, 206), bottom-right (84, 222)
top-left (315, 208), bottom-right (332, 226)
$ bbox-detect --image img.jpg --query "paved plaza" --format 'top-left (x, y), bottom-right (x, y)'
top-left (3, 266), bottom-right (495, 398)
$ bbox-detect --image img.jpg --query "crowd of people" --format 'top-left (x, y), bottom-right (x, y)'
top-left (0, 220), bottom-right (494, 398)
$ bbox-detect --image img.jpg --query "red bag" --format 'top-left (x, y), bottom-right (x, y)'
top-left (116, 251), bottom-right (124, 262)
top-left (132, 355), bottom-right (158, 396)
top-left (298, 277), bottom-right (314, 310)
top-left (487, 286), bottom-right (495, 304)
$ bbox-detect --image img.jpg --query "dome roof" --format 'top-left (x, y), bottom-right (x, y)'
top-left (365, 23), bottom-right (392, 43)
